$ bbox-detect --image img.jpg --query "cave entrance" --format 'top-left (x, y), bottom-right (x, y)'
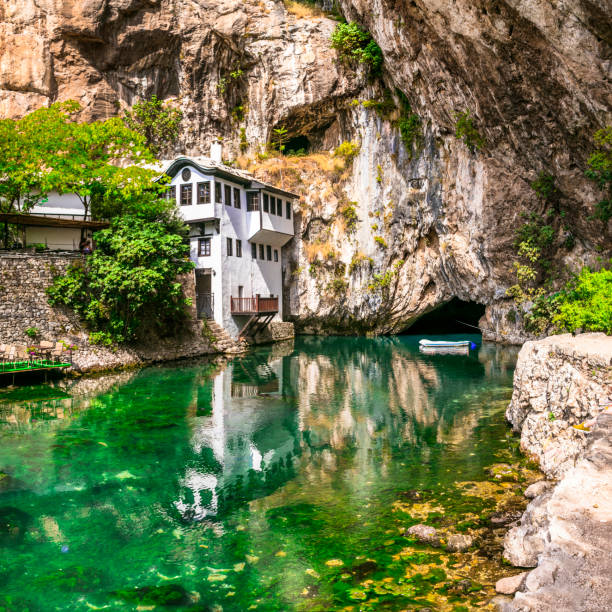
top-left (404, 298), bottom-right (486, 335)
top-left (284, 134), bottom-right (311, 156)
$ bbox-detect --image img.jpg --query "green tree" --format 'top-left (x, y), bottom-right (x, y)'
top-left (47, 215), bottom-right (193, 345)
top-left (586, 126), bottom-right (612, 223)
top-left (123, 96), bottom-right (183, 156)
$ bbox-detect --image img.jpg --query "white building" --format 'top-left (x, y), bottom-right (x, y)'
top-left (25, 149), bottom-right (298, 340)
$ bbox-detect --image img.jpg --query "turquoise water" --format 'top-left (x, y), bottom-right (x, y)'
top-left (0, 335), bottom-right (521, 610)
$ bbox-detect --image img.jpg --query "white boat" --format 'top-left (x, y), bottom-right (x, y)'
top-left (419, 339), bottom-right (476, 349)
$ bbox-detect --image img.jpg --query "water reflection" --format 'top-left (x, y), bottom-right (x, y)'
top-left (0, 335), bottom-right (521, 610)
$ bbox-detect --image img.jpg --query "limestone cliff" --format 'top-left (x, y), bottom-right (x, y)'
top-left (1, 0), bottom-right (610, 338)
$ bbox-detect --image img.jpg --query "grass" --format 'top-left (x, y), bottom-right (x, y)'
top-left (283, 1), bottom-right (325, 19)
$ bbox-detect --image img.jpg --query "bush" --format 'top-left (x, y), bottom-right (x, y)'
top-left (47, 216), bottom-right (193, 345)
top-left (553, 266), bottom-right (612, 334)
top-left (586, 126), bottom-right (611, 223)
top-left (334, 141), bottom-right (360, 164)
top-left (340, 202), bottom-right (359, 232)
top-left (25, 327), bottom-right (39, 339)
top-left (531, 172), bottom-right (560, 202)
top-left (454, 110), bottom-right (485, 151)
top-left (331, 22), bottom-right (383, 73)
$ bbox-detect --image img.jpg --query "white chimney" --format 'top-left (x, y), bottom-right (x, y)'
top-left (210, 139), bottom-right (223, 163)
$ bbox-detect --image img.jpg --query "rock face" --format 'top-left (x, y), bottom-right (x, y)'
top-left (501, 334), bottom-right (612, 611)
top-left (501, 413), bottom-right (612, 611)
top-left (1, 1), bottom-right (610, 337)
top-left (506, 333), bottom-right (612, 478)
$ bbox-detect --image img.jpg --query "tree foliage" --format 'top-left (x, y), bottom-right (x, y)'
top-left (0, 100), bottom-right (161, 228)
top-left (552, 266), bottom-right (612, 334)
top-left (123, 96), bottom-right (183, 157)
top-left (586, 126), bottom-right (612, 223)
top-left (330, 22), bottom-right (383, 73)
top-left (47, 216), bottom-right (193, 346)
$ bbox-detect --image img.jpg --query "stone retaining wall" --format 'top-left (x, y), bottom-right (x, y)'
top-left (0, 252), bottom-right (83, 344)
top-left (0, 253), bottom-right (217, 372)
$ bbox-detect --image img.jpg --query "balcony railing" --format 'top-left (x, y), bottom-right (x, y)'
top-left (231, 296), bottom-right (279, 314)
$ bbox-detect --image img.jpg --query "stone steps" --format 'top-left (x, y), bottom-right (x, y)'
top-left (205, 320), bottom-right (248, 354)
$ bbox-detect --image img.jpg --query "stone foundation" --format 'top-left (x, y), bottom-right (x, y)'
top-left (253, 321), bottom-right (295, 345)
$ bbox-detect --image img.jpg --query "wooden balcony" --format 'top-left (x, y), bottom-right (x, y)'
top-left (231, 296), bottom-right (279, 315)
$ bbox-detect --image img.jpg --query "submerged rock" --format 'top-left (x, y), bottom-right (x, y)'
top-left (489, 510), bottom-right (523, 528)
top-left (405, 524), bottom-right (440, 547)
top-left (0, 506), bottom-right (31, 546)
top-left (445, 533), bottom-right (473, 552)
top-left (495, 572), bottom-right (527, 595)
top-left (113, 584), bottom-right (190, 606)
top-left (486, 464), bottom-right (520, 483)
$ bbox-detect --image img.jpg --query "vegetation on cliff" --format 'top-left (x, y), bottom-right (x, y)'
top-left (331, 21), bottom-right (383, 73)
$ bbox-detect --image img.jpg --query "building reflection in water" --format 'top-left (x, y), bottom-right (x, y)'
top-left (175, 343), bottom-right (298, 521)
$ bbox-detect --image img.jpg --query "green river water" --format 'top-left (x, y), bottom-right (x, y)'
top-left (0, 335), bottom-right (527, 611)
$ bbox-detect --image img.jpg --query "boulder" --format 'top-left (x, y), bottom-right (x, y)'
top-left (405, 524), bottom-right (440, 547)
top-left (495, 572), bottom-right (528, 595)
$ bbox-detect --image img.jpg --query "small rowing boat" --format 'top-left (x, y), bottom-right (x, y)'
top-left (419, 339), bottom-right (477, 349)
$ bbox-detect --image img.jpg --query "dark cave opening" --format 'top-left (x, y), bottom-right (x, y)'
top-left (404, 298), bottom-right (486, 335)
top-left (285, 134), bottom-right (312, 155)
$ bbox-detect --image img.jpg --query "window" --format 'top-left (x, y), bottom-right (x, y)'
top-left (225, 184), bottom-right (232, 206)
top-left (270, 196), bottom-right (276, 215)
top-left (214, 182), bottom-right (222, 203)
top-left (164, 185), bottom-right (176, 201)
top-left (286, 200), bottom-right (291, 219)
top-left (227, 237), bottom-right (233, 256)
top-left (247, 192), bottom-right (259, 211)
top-left (266, 245), bottom-right (272, 261)
top-left (234, 187), bottom-right (241, 209)
top-left (263, 193), bottom-right (269, 212)
top-left (251, 243), bottom-right (257, 259)
top-left (180, 184), bottom-right (192, 206)
top-left (198, 238), bottom-right (211, 256)
top-left (236, 239), bottom-right (242, 257)
top-left (274, 249), bottom-right (278, 262)
top-left (259, 244), bottom-right (264, 260)
top-left (197, 182), bottom-right (210, 204)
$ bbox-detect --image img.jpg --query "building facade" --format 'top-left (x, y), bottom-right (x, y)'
top-left (25, 153), bottom-right (297, 340)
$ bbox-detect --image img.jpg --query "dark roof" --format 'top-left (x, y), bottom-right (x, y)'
top-left (153, 156), bottom-right (300, 199)
top-left (0, 213), bottom-right (110, 229)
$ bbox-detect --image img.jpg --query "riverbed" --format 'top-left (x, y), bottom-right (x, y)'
top-left (0, 335), bottom-right (533, 610)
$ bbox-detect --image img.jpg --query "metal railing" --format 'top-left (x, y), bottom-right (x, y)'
top-left (231, 296), bottom-right (278, 314)
top-left (196, 292), bottom-right (214, 319)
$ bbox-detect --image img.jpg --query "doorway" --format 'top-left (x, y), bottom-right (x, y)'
top-left (195, 269), bottom-right (213, 319)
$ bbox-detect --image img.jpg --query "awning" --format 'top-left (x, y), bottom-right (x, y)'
top-left (0, 213), bottom-right (110, 229)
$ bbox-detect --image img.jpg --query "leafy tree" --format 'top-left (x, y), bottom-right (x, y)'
top-left (272, 126), bottom-right (289, 154)
top-left (586, 126), bottom-right (612, 223)
top-left (0, 100), bottom-right (161, 242)
top-left (47, 215), bottom-right (193, 346)
top-left (123, 96), bottom-right (183, 156)
top-left (330, 22), bottom-right (383, 73)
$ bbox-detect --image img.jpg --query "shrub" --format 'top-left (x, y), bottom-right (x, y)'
top-left (586, 126), bottom-right (612, 223)
top-left (334, 141), bottom-right (360, 164)
top-left (553, 266), bottom-right (612, 334)
top-left (47, 216), bottom-right (193, 345)
top-left (531, 172), bottom-right (560, 202)
top-left (454, 110), bottom-right (485, 151)
top-left (25, 327), bottom-right (39, 339)
top-left (397, 91), bottom-right (423, 157)
top-left (330, 22), bottom-right (383, 73)
top-left (340, 202), bottom-right (359, 233)
top-left (374, 236), bottom-right (387, 248)
top-left (239, 128), bottom-right (248, 153)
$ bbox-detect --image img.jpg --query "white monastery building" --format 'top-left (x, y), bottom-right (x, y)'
top-left (24, 144), bottom-right (298, 340)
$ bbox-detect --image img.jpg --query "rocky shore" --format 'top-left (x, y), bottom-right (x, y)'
top-left (497, 333), bottom-right (612, 611)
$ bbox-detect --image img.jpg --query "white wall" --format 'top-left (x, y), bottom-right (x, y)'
top-left (25, 226), bottom-right (82, 251)
top-left (29, 192), bottom-right (86, 218)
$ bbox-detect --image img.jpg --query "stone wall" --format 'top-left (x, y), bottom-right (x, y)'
top-left (506, 333), bottom-right (612, 478)
top-left (253, 321), bottom-right (295, 345)
top-left (0, 253), bottom-right (83, 344)
top-left (0, 253), bottom-right (219, 372)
